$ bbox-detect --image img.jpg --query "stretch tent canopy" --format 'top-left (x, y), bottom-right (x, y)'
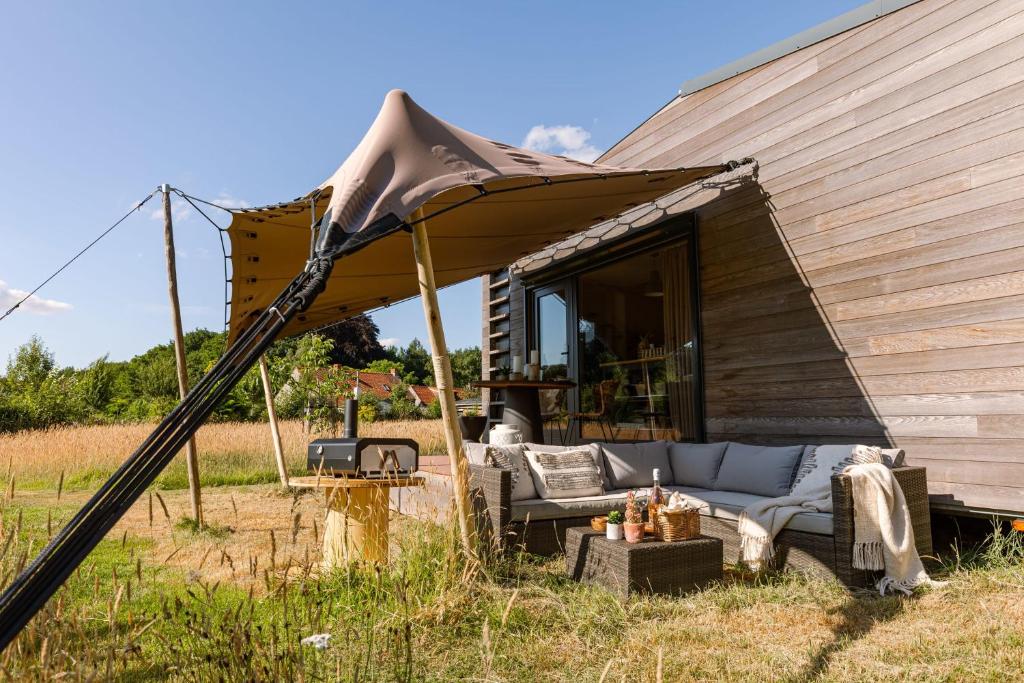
top-left (225, 90), bottom-right (729, 342)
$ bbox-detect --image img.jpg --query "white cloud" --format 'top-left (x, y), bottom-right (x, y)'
top-left (0, 280), bottom-right (72, 315)
top-left (522, 124), bottom-right (602, 163)
top-left (149, 196), bottom-right (193, 223)
top-left (380, 337), bottom-right (400, 348)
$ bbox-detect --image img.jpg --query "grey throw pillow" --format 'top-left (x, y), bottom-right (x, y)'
top-left (668, 442), bottom-right (728, 488)
top-left (484, 444), bottom-right (537, 501)
top-left (600, 441), bottom-right (671, 489)
top-left (714, 442), bottom-right (804, 497)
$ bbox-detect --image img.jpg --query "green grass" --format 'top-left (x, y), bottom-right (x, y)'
top-left (2, 491), bottom-right (1023, 681)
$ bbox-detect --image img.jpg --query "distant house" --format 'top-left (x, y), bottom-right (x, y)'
top-left (290, 365), bottom-right (477, 415)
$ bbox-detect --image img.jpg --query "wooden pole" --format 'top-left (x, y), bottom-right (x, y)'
top-left (409, 210), bottom-right (476, 561)
top-left (161, 184), bottom-right (203, 527)
top-left (259, 354), bottom-right (289, 487)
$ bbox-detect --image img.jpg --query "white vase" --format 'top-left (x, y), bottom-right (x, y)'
top-left (490, 424), bottom-right (523, 446)
top-left (606, 524), bottom-right (623, 541)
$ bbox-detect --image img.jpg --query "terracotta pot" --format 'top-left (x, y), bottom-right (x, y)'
top-left (623, 522), bottom-right (645, 544)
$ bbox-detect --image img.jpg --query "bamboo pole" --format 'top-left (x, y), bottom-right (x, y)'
top-left (259, 355), bottom-right (289, 487)
top-left (409, 210), bottom-right (476, 561)
top-left (160, 184), bottom-right (203, 526)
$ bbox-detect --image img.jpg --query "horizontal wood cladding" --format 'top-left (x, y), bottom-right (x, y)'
top-left (602, 0), bottom-right (1024, 513)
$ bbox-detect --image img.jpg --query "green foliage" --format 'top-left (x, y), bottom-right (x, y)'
top-left (426, 398), bottom-right (443, 419)
top-left (365, 358), bottom-right (405, 376)
top-left (391, 338), bottom-right (432, 385)
top-left (0, 323), bottom-right (478, 432)
top-left (387, 381), bottom-right (421, 420)
top-left (449, 346), bottom-right (482, 388)
top-left (0, 336), bottom-right (90, 432)
top-left (358, 389), bottom-right (379, 423)
top-left (607, 510), bottom-right (624, 524)
top-left (277, 334), bottom-right (353, 435)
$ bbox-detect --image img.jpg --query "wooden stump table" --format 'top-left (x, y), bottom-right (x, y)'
top-left (289, 476), bottom-right (423, 567)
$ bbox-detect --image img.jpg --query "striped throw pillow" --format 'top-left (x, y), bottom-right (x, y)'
top-left (524, 449), bottom-right (603, 499)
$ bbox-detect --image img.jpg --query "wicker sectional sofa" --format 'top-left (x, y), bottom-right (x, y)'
top-left (467, 441), bottom-right (932, 589)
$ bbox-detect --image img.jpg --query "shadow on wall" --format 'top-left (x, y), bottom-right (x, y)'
top-left (695, 177), bottom-right (892, 449)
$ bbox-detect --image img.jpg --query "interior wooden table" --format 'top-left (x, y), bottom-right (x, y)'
top-left (289, 475), bottom-right (423, 567)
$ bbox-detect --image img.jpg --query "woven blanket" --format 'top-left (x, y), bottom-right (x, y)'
top-left (844, 462), bottom-right (943, 595)
top-left (735, 444), bottom-right (874, 570)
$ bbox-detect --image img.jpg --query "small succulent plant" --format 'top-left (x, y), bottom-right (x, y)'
top-left (607, 510), bottom-right (624, 525)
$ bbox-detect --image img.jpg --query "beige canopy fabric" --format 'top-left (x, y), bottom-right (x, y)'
top-left (226, 90), bottom-right (728, 342)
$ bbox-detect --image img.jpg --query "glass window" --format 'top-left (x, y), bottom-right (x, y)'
top-left (528, 238), bottom-right (701, 444)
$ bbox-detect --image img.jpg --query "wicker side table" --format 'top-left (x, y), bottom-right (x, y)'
top-left (565, 528), bottom-right (723, 597)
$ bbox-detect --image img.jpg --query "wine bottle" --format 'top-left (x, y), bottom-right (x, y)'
top-left (649, 468), bottom-right (665, 539)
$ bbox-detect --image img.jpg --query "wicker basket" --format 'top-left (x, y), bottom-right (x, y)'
top-left (590, 516), bottom-right (608, 532)
top-left (657, 507), bottom-right (700, 542)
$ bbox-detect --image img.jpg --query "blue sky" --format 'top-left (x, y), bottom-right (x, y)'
top-left (0, 1), bottom-right (863, 368)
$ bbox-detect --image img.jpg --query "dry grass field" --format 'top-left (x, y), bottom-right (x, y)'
top-left (0, 421), bottom-right (1022, 680)
top-left (0, 419), bottom-right (447, 490)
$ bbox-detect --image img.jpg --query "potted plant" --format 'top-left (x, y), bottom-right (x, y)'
top-left (457, 406), bottom-right (487, 442)
top-left (494, 365), bottom-right (510, 381)
top-left (623, 490), bottom-right (645, 543)
top-left (606, 510), bottom-right (624, 540)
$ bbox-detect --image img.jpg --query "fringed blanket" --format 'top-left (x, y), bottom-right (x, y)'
top-left (844, 462), bottom-right (944, 595)
top-left (738, 459), bottom-right (943, 595)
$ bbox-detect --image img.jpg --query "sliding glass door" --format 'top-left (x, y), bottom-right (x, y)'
top-left (528, 236), bottom-right (702, 443)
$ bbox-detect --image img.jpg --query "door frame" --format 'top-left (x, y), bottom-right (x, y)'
top-left (527, 278), bottom-right (579, 420)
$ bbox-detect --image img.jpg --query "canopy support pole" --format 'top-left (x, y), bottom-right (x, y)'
top-left (259, 354), bottom-right (288, 487)
top-left (409, 210), bottom-right (476, 563)
top-left (161, 184), bottom-right (203, 527)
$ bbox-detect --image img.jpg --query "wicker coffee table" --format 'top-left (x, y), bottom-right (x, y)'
top-left (565, 528), bottom-right (723, 597)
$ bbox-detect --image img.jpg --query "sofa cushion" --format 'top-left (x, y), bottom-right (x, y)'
top-left (523, 442), bottom-right (609, 489)
top-left (668, 442), bottom-right (728, 488)
top-left (714, 443), bottom-right (804, 497)
top-left (509, 485), bottom-right (833, 535)
top-left (483, 444), bottom-right (537, 501)
top-left (798, 444), bottom-right (906, 469)
top-left (880, 448), bottom-right (905, 467)
top-left (463, 440), bottom-right (489, 466)
top-left (524, 449), bottom-right (603, 499)
top-left (510, 490), bottom-right (630, 522)
top-left (791, 445), bottom-right (882, 499)
top-left (664, 486), bottom-right (833, 535)
top-left (600, 441), bottom-right (671, 489)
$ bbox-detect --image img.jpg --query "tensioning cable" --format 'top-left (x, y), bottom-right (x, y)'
top-left (0, 192), bottom-right (157, 323)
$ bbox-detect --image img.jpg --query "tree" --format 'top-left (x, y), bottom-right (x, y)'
top-left (0, 336), bottom-right (89, 431)
top-left (387, 381), bottom-right (420, 420)
top-left (395, 338), bottom-right (431, 385)
top-left (364, 359), bottom-right (405, 376)
top-left (277, 334), bottom-right (353, 435)
top-left (449, 347), bottom-right (482, 388)
top-left (317, 314), bottom-right (387, 367)
top-left (4, 336), bottom-right (55, 390)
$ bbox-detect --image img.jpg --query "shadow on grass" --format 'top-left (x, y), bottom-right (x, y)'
top-left (791, 591), bottom-right (911, 682)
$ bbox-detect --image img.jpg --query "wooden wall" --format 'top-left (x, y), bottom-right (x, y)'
top-left (598, 0), bottom-right (1024, 514)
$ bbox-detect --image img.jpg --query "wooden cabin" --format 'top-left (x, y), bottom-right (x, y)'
top-left (481, 0), bottom-right (1024, 517)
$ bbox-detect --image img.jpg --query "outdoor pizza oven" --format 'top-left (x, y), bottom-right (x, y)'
top-left (306, 398), bottom-right (418, 477)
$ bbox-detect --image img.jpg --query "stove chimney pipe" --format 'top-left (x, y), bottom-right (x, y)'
top-left (343, 398), bottom-right (358, 438)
